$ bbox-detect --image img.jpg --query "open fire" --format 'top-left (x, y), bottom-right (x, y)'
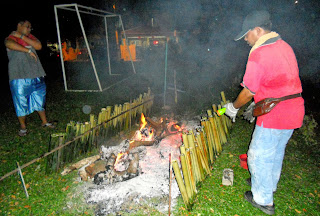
top-left (82, 113), bottom-right (195, 215)
top-left (91, 113), bottom-right (183, 185)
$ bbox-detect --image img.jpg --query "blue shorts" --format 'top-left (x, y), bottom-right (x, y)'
top-left (10, 77), bottom-right (46, 117)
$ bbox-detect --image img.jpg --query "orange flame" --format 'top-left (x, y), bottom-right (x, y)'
top-left (140, 113), bottom-right (147, 130)
top-left (114, 152), bottom-right (126, 167)
top-left (148, 129), bottom-right (154, 140)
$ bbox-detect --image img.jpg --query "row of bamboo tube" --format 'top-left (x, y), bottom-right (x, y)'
top-left (172, 91), bottom-right (232, 208)
top-left (46, 89), bottom-right (154, 173)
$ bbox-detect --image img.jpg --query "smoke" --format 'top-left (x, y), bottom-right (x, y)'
top-left (120, 0), bottom-right (320, 103)
top-left (55, 0), bottom-right (319, 105)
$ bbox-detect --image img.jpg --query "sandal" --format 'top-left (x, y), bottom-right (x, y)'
top-left (42, 122), bottom-right (56, 129)
top-left (19, 129), bottom-right (28, 137)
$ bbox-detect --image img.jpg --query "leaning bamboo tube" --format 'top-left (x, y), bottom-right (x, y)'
top-left (197, 128), bottom-right (209, 162)
top-left (203, 119), bottom-right (217, 155)
top-left (186, 133), bottom-right (201, 182)
top-left (220, 91), bottom-right (232, 128)
top-left (211, 106), bottom-right (226, 146)
top-left (215, 114), bottom-right (227, 144)
top-left (195, 132), bottom-right (208, 163)
top-left (212, 116), bottom-right (223, 153)
top-left (182, 132), bottom-right (196, 190)
top-left (217, 104), bottom-right (229, 135)
top-left (197, 146), bottom-right (211, 175)
top-left (200, 130), bottom-right (210, 163)
top-left (195, 145), bottom-right (207, 179)
top-left (207, 110), bottom-right (222, 154)
top-left (201, 119), bottom-right (215, 163)
top-left (212, 104), bottom-right (228, 144)
top-left (180, 145), bottom-right (195, 194)
top-left (189, 147), bottom-right (201, 183)
top-left (172, 160), bottom-right (189, 207)
top-left (195, 133), bottom-right (210, 174)
top-left (188, 132), bottom-right (205, 181)
top-left (185, 149), bottom-right (197, 193)
top-left (212, 104), bottom-right (227, 134)
top-left (182, 133), bottom-right (189, 148)
top-left (180, 154), bottom-right (193, 199)
top-left (221, 91), bottom-right (227, 104)
top-left (180, 145), bottom-right (186, 155)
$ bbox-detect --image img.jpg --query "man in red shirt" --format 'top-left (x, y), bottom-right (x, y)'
top-left (224, 11), bottom-right (304, 215)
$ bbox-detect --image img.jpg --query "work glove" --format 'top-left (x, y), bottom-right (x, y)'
top-left (223, 103), bottom-right (239, 122)
top-left (243, 101), bottom-right (256, 123)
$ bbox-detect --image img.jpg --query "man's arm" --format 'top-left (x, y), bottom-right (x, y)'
top-left (233, 87), bottom-right (254, 109)
top-left (10, 31), bottom-right (42, 50)
top-left (5, 38), bottom-right (38, 61)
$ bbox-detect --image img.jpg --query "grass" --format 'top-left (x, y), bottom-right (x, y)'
top-left (174, 117), bottom-right (320, 216)
top-left (0, 74), bottom-right (319, 215)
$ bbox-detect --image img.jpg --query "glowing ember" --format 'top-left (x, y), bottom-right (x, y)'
top-left (173, 124), bottom-right (182, 131)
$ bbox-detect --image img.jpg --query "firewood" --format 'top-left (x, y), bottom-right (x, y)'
top-left (85, 160), bottom-right (107, 178)
top-left (127, 152), bottom-right (139, 174)
top-left (60, 155), bottom-right (100, 176)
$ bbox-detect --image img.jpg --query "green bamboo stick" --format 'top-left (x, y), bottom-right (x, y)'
top-left (180, 154), bottom-right (193, 199)
top-left (172, 160), bottom-right (189, 207)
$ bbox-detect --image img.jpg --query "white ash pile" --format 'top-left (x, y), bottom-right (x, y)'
top-left (85, 133), bottom-right (182, 215)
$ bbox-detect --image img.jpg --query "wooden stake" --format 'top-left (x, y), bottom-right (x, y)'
top-left (168, 153), bottom-right (172, 216)
top-left (16, 162), bottom-right (29, 199)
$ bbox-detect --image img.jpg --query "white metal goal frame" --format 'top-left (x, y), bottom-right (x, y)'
top-left (54, 3), bottom-right (136, 92)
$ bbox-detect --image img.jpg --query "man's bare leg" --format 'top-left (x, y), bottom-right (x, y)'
top-left (18, 116), bottom-right (27, 129)
top-left (37, 110), bottom-right (48, 126)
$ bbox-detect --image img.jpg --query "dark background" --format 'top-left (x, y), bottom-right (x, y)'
top-left (1, 0), bottom-right (319, 118)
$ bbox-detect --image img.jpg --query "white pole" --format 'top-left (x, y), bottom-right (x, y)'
top-left (54, 6), bottom-right (68, 91)
top-left (75, 4), bottom-right (103, 91)
top-left (104, 16), bottom-right (112, 75)
top-left (119, 15), bottom-right (136, 74)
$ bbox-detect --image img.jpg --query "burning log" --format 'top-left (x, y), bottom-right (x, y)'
top-left (61, 155), bottom-right (100, 176)
top-left (129, 140), bottom-right (154, 149)
top-left (85, 159), bottom-right (107, 178)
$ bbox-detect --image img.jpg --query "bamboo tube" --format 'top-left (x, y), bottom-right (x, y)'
top-left (217, 104), bottom-right (229, 135)
top-left (212, 104), bottom-right (227, 144)
top-left (180, 145), bottom-right (186, 155)
top-left (214, 114), bottom-right (227, 144)
top-left (180, 154), bottom-right (193, 199)
top-left (195, 146), bottom-right (206, 180)
top-left (195, 133), bottom-right (210, 174)
top-left (185, 149), bottom-right (197, 194)
top-left (201, 119), bottom-right (215, 163)
top-left (182, 133), bottom-right (189, 148)
top-left (197, 127), bottom-right (209, 162)
top-left (221, 91), bottom-right (227, 104)
top-left (200, 130), bottom-right (209, 162)
top-left (220, 91), bottom-right (232, 128)
top-left (189, 147), bottom-right (201, 183)
top-left (207, 110), bottom-right (221, 154)
top-left (180, 145), bottom-right (194, 194)
top-left (123, 102), bottom-right (130, 130)
top-left (172, 160), bottom-right (189, 207)
top-left (197, 146), bottom-right (211, 175)
top-left (188, 132), bottom-right (204, 181)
